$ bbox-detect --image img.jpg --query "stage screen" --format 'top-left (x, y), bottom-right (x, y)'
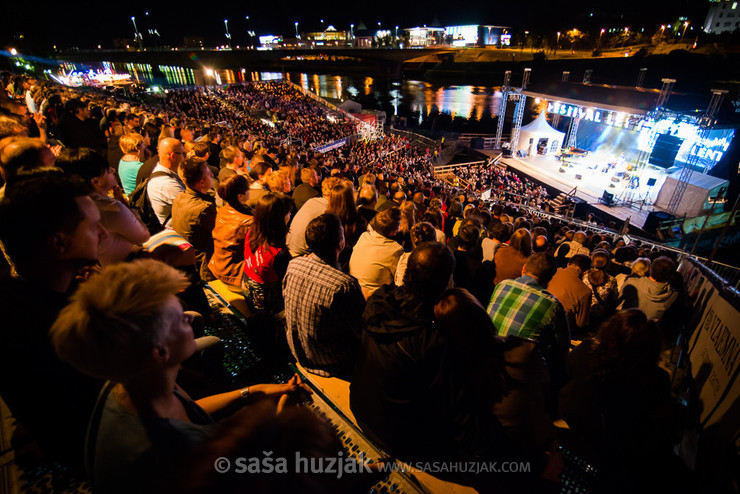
top-left (574, 117), bottom-right (735, 173)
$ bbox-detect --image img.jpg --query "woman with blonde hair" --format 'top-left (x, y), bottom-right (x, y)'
top-left (398, 200), bottom-right (416, 251)
top-left (118, 133), bottom-right (147, 195)
top-left (50, 260), bottom-right (307, 494)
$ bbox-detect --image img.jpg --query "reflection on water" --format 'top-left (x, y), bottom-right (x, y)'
top-left (277, 72), bottom-right (501, 122)
top-left (113, 63), bottom-right (500, 124)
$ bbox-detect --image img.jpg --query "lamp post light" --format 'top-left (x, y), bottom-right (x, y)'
top-left (556, 31), bottom-right (561, 48)
top-left (320, 19), bottom-right (325, 31)
top-left (350, 23), bottom-right (354, 39)
top-left (295, 21), bottom-right (300, 39)
top-left (680, 21), bottom-right (689, 42)
top-left (224, 19), bottom-right (232, 48)
top-left (131, 16), bottom-right (143, 51)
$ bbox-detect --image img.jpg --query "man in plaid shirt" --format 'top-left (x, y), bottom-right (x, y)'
top-left (487, 253), bottom-right (570, 386)
top-left (283, 214), bottom-right (365, 379)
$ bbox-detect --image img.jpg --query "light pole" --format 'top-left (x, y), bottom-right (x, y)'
top-left (680, 21), bottom-right (689, 42)
top-left (131, 16), bottom-right (144, 51)
top-left (320, 19), bottom-right (325, 31)
top-left (556, 31), bottom-right (561, 49)
top-left (224, 19), bottom-right (232, 48)
top-left (295, 21), bottom-right (299, 39)
top-left (245, 16), bottom-right (252, 47)
top-left (598, 28), bottom-right (605, 48)
top-left (350, 23), bottom-right (354, 39)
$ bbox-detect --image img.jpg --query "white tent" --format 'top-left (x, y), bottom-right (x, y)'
top-left (654, 171), bottom-right (729, 217)
top-left (517, 111), bottom-right (566, 157)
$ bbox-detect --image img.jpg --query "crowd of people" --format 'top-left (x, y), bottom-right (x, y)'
top-left (0, 72), bottom-right (695, 493)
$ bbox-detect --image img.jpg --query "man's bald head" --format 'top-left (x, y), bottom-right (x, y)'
top-left (358, 184), bottom-right (378, 207)
top-left (0, 137), bottom-right (55, 184)
top-left (158, 138), bottom-right (184, 170)
top-left (573, 231), bottom-right (588, 245)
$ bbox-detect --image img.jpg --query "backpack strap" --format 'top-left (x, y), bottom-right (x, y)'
top-left (85, 381), bottom-right (116, 486)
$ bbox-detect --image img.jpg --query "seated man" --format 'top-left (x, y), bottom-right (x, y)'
top-left (487, 253), bottom-right (570, 387)
top-left (0, 173), bottom-right (107, 468)
top-left (349, 208), bottom-right (404, 298)
top-left (172, 157), bottom-right (217, 281)
top-left (283, 214), bottom-right (365, 379)
top-left (291, 167), bottom-right (320, 211)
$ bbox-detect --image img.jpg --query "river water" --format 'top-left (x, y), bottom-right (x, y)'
top-left (124, 64), bottom-right (503, 129)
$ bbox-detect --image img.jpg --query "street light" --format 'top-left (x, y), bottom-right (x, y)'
top-left (224, 19), bottom-right (232, 48)
top-left (320, 19), bottom-right (325, 31)
top-left (680, 21), bottom-right (690, 42)
top-left (556, 31), bottom-right (561, 48)
top-left (350, 23), bottom-right (354, 39)
top-left (295, 21), bottom-right (299, 39)
top-left (131, 16), bottom-right (143, 51)
top-left (395, 25), bottom-right (399, 38)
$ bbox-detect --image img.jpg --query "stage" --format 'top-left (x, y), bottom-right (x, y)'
top-left (488, 151), bottom-right (661, 229)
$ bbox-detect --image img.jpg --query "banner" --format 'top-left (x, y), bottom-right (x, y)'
top-left (681, 259), bottom-right (740, 429)
top-left (314, 138), bottom-right (347, 154)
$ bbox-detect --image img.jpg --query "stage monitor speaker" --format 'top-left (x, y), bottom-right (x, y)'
top-left (643, 211), bottom-right (675, 235)
top-left (646, 177), bottom-right (657, 187)
top-left (575, 174), bottom-right (582, 180)
top-left (648, 133), bottom-right (684, 169)
top-left (601, 190), bottom-right (614, 206)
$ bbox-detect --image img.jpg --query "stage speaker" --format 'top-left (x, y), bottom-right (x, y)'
top-left (559, 168), bottom-right (566, 173)
top-left (575, 174), bottom-right (582, 180)
top-left (646, 177), bottom-right (657, 187)
top-left (643, 211), bottom-right (675, 235)
top-left (601, 190), bottom-right (614, 206)
top-left (649, 133), bottom-right (684, 169)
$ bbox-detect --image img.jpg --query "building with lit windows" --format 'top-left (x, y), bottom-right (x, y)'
top-left (703, 0), bottom-right (740, 34)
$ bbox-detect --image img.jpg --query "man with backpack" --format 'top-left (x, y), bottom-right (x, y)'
top-left (146, 138), bottom-right (185, 229)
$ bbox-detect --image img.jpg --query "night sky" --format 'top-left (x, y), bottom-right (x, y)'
top-left (2, 0), bottom-right (707, 51)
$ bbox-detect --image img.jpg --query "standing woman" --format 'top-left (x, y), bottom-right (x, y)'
top-left (118, 133), bottom-right (147, 196)
top-left (325, 182), bottom-right (366, 271)
top-left (209, 175), bottom-right (252, 292)
top-left (493, 228), bottom-right (532, 286)
top-left (242, 193), bottom-right (292, 314)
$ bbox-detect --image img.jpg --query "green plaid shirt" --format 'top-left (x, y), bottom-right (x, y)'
top-left (487, 275), bottom-right (570, 352)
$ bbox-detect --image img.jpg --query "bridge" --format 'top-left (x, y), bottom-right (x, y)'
top-left (54, 47), bottom-right (455, 78)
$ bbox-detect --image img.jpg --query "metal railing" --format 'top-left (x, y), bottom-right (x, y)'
top-left (433, 160), bottom-right (486, 176)
top-left (388, 127), bottom-right (442, 148)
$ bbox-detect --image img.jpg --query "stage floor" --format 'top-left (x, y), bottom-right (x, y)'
top-left (487, 151), bottom-right (662, 228)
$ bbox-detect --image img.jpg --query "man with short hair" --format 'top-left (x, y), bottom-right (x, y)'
top-left (453, 222), bottom-right (495, 306)
top-left (148, 138), bottom-right (186, 228)
top-left (172, 157), bottom-right (217, 280)
top-left (487, 253), bottom-right (570, 386)
top-left (351, 242), bottom-right (461, 461)
top-left (349, 208), bottom-right (404, 298)
top-left (283, 214), bottom-right (365, 378)
top-left (377, 186), bottom-right (404, 212)
top-left (0, 174), bottom-right (107, 467)
top-left (620, 255), bottom-right (679, 322)
top-left (59, 98), bottom-right (107, 154)
top-left (292, 167), bottom-right (320, 211)
top-left (546, 254), bottom-right (592, 332)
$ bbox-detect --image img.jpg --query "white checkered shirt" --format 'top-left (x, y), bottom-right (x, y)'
top-left (283, 254), bottom-right (365, 377)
